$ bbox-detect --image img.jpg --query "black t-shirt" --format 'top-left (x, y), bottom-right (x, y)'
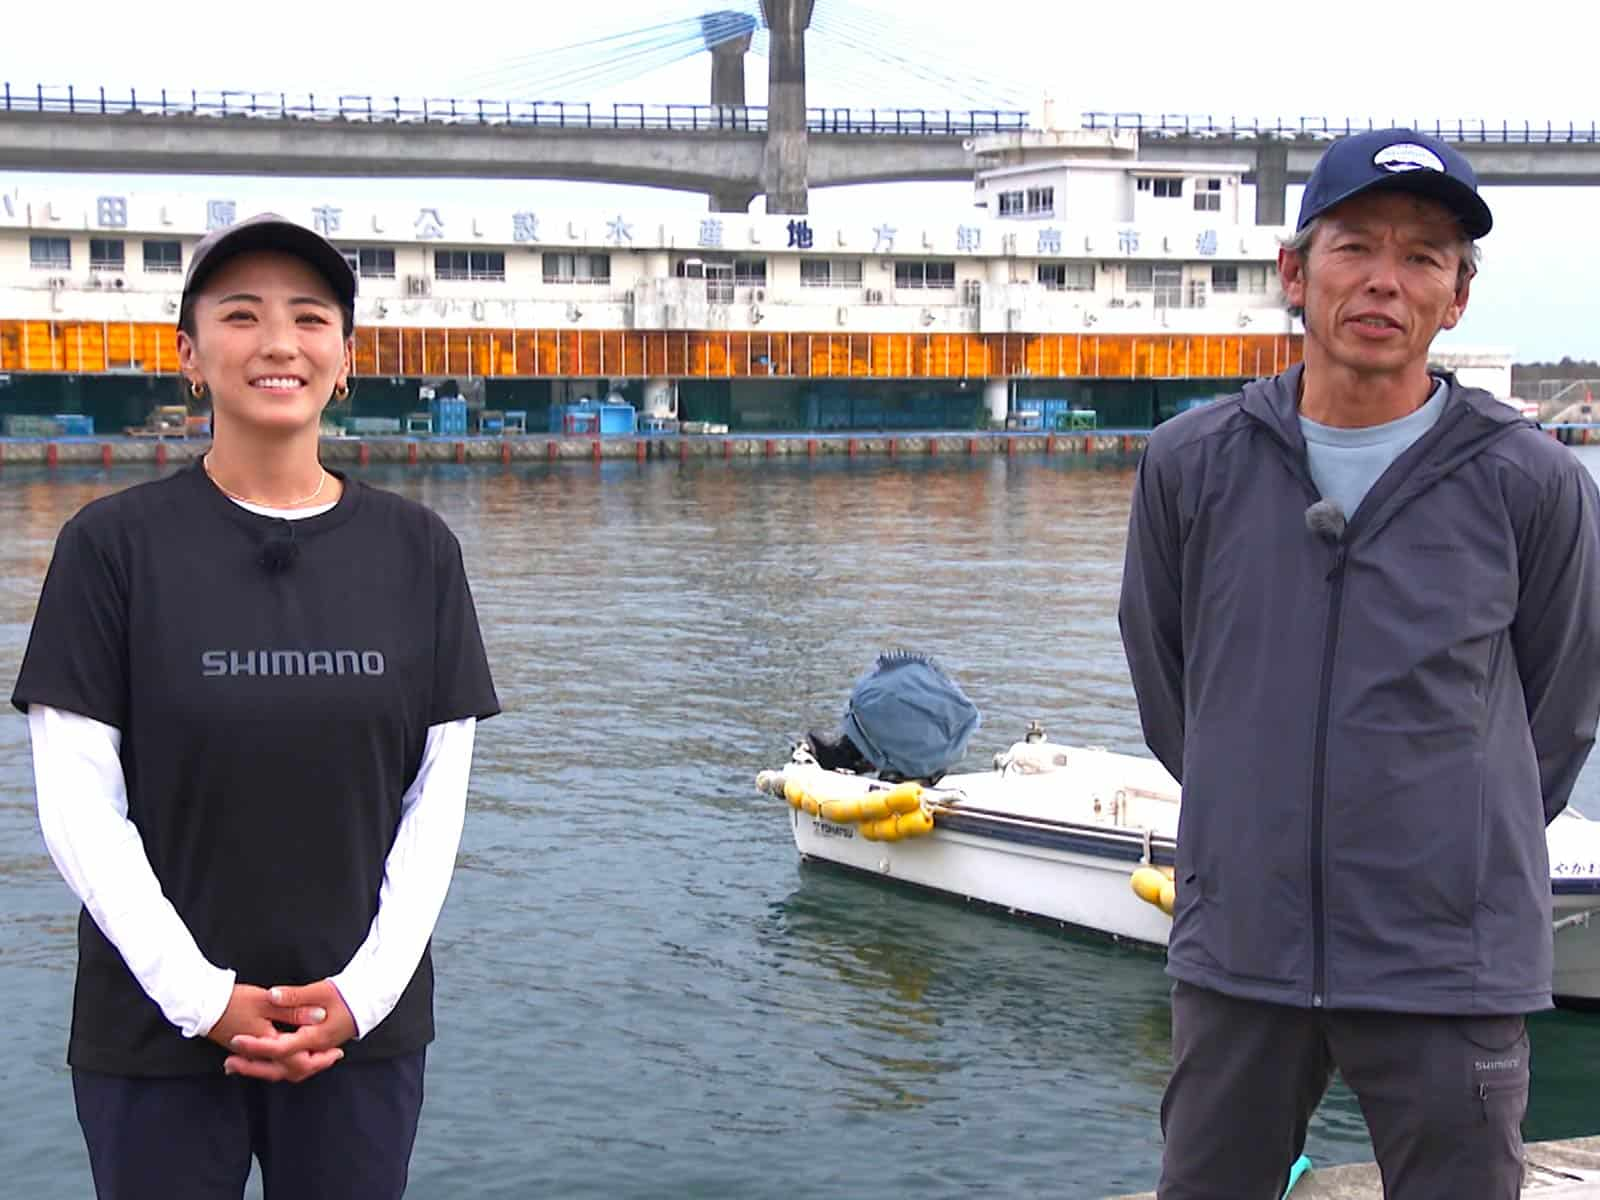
top-left (12, 464), bottom-right (499, 1076)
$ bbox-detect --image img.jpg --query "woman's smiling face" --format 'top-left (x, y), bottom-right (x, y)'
top-left (178, 250), bottom-right (351, 437)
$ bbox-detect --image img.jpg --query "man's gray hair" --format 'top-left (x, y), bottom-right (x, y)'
top-left (1279, 218), bottom-right (1481, 321)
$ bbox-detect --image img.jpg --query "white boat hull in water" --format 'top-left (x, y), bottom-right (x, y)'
top-left (758, 738), bottom-right (1600, 1006)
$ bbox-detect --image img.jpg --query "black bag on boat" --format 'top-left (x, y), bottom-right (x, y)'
top-left (835, 651), bottom-right (982, 783)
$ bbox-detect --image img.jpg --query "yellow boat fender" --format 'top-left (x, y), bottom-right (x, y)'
top-left (1131, 865), bottom-right (1176, 917)
top-left (882, 782), bottom-right (925, 814)
top-left (856, 793), bottom-right (890, 822)
top-left (863, 814), bottom-right (902, 841)
top-left (859, 783), bottom-right (923, 822)
top-left (819, 797), bottom-right (863, 824)
top-left (894, 808), bottom-right (934, 838)
top-left (860, 808), bottom-right (936, 842)
top-left (786, 772), bottom-right (936, 838)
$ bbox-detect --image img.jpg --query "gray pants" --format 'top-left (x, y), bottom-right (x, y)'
top-left (1158, 982), bottom-right (1528, 1200)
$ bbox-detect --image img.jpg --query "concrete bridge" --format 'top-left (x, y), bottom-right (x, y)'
top-left (1124, 131), bottom-right (1600, 186)
top-left (1083, 113), bottom-right (1600, 223)
top-left (4, 0), bottom-right (1597, 222)
top-left (5, 90), bottom-right (1599, 224)
top-left (5, 0), bottom-right (1597, 221)
top-left (0, 103), bottom-right (991, 210)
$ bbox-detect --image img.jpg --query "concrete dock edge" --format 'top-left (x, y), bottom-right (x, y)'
top-left (1109, 1135), bottom-right (1600, 1199)
top-left (0, 431), bottom-right (1150, 467)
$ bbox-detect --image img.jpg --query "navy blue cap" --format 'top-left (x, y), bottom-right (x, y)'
top-left (841, 651), bottom-right (981, 782)
top-left (1296, 129), bottom-right (1491, 239)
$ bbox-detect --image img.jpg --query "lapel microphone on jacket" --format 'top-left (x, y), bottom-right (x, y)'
top-left (1304, 499), bottom-right (1347, 543)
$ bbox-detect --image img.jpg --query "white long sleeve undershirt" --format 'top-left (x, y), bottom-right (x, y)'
top-left (28, 706), bottom-right (475, 1041)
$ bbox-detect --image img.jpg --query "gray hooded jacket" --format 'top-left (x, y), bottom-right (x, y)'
top-left (1120, 365), bottom-right (1600, 1014)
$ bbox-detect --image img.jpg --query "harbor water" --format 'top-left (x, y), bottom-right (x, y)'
top-left (3, 453), bottom-right (1599, 1198)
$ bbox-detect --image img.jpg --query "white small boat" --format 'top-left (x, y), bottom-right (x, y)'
top-left (757, 725), bottom-right (1600, 1006)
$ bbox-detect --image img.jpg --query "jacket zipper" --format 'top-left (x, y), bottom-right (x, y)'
top-left (1310, 540), bottom-right (1347, 1008)
top-left (1246, 386), bottom-right (1483, 1010)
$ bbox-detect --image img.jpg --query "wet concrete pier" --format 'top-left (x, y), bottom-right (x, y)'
top-left (1112, 1135), bottom-right (1600, 1199)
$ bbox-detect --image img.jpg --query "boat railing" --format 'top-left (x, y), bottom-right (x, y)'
top-left (930, 798), bottom-right (1178, 866)
top-left (1554, 909), bottom-right (1597, 934)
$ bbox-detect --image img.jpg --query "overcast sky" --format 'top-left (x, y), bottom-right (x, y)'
top-left (2, 0), bottom-right (1596, 361)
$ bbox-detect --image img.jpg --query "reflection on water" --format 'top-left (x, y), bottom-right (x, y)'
top-left (2, 452), bottom-right (1597, 1198)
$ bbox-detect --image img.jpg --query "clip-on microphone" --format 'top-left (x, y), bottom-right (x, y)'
top-left (258, 520), bottom-right (300, 573)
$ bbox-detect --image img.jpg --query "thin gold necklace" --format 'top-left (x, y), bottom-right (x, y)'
top-left (204, 454), bottom-right (330, 508)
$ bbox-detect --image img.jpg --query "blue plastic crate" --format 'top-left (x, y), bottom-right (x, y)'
top-left (52, 414), bottom-right (95, 436)
top-left (596, 403), bottom-right (635, 436)
top-left (429, 397), bottom-right (468, 436)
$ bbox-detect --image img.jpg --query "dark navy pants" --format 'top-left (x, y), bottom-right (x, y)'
top-left (73, 1050), bottom-right (426, 1200)
top-left (1158, 983), bottom-right (1528, 1200)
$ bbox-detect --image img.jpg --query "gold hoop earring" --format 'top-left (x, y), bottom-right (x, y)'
top-left (334, 381), bottom-right (350, 402)
top-left (190, 380), bottom-right (206, 401)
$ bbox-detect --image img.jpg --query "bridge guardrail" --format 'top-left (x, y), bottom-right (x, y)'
top-left (2, 86), bottom-right (1591, 144)
top-left (0, 84), bottom-right (1026, 137)
top-left (1081, 111), bottom-right (1600, 143)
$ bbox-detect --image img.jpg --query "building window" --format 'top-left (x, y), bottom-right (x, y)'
top-left (1208, 264), bottom-right (1271, 296)
top-left (1127, 263), bottom-right (1183, 308)
top-left (341, 247), bottom-right (396, 279)
top-left (894, 260), bottom-right (956, 290)
top-left (1194, 178), bottom-right (1223, 213)
top-left (543, 252), bottom-right (611, 284)
top-left (90, 238), bottom-right (125, 270)
top-left (143, 240), bottom-right (182, 273)
top-left (29, 236), bottom-right (70, 270)
top-left (675, 258), bottom-right (756, 300)
top-left (435, 250), bottom-right (505, 281)
top-left (800, 259), bottom-right (864, 287)
top-left (1037, 262), bottom-right (1095, 291)
top-left (1026, 187), bottom-right (1054, 215)
top-left (1137, 177), bottom-right (1183, 198)
top-left (998, 190), bottom-right (1025, 216)
top-left (675, 256), bottom-right (763, 286)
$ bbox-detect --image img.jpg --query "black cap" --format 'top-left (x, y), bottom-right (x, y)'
top-left (1296, 129), bottom-right (1492, 239)
top-left (181, 212), bottom-right (357, 311)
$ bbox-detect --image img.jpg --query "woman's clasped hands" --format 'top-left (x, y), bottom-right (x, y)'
top-left (207, 981), bottom-right (359, 1082)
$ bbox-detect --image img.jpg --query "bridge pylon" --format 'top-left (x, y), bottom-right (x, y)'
top-left (702, 10), bottom-right (760, 212)
top-left (759, 0), bottom-right (814, 215)
top-left (701, 11), bottom-right (756, 109)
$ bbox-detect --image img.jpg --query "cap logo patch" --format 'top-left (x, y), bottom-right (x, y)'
top-left (1373, 143), bottom-right (1446, 174)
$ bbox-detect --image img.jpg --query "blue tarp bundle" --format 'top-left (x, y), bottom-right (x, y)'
top-left (840, 651), bottom-right (981, 782)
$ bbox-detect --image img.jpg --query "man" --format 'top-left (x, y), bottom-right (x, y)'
top-left (1118, 129), bottom-right (1600, 1199)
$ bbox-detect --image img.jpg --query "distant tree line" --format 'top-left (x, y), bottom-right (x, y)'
top-left (1513, 357), bottom-right (1600, 380)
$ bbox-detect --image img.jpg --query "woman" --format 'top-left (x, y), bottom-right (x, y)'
top-left (12, 213), bottom-right (499, 1199)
